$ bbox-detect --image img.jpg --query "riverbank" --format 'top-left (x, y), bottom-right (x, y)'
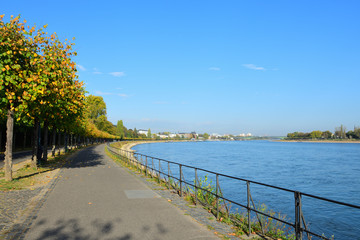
top-left (113, 140), bottom-right (185, 152)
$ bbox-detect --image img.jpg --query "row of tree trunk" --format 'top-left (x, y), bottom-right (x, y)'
top-left (3, 110), bottom-right (105, 181)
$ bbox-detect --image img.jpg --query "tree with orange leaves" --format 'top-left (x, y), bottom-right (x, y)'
top-left (0, 15), bottom-right (46, 181)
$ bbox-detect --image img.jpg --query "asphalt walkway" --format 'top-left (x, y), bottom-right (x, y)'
top-left (23, 144), bottom-right (219, 240)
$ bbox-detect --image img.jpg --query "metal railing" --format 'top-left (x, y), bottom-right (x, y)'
top-left (107, 144), bottom-right (360, 240)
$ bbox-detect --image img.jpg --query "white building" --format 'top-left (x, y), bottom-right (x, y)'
top-left (137, 129), bottom-right (148, 135)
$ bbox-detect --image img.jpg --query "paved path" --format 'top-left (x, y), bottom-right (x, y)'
top-left (23, 144), bottom-right (219, 240)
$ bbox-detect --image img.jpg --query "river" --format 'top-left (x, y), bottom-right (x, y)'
top-left (132, 140), bottom-right (360, 239)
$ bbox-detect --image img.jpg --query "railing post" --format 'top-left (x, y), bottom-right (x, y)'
top-left (136, 154), bottom-right (139, 172)
top-left (151, 158), bottom-right (154, 178)
top-left (247, 181), bottom-right (251, 236)
top-left (145, 156), bottom-right (148, 176)
top-left (216, 174), bottom-right (219, 219)
top-left (295, 191), bottom-right (303, 240)
top-left (168, 162), bottom-right (170, 189)
top-left (195, 168), bottom-right (198, 205)
top-left (158, 159), bottom-right (161, 183)
top-left (139, 155), bottom-right (141, 172)
top-left (179, 164), bottom-right (182, 197)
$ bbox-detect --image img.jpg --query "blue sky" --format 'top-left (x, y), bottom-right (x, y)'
top-left (3, 1), bottom-right (360, 136)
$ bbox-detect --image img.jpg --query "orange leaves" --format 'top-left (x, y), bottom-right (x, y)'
top-left (1, 16), bottom-right (88, 137)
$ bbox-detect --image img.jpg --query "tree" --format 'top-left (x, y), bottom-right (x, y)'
top-left (127, 129), bottom-right (134, 138)
top-left (147, 128), bottom-right (151, 139)
top-left (94, 115), bottom-right (116, 135)
top-left (347, 126), bottom-right (360, 139)
top-left (335, 125), bottom-right (346, 139)
top-left (133, 128), bottom-right (138, 138)
top-left (286, 132), bottom-right (310, 139)
top-left (321, 130), bottom-right (332, 139)
top-left (203, 133), bottom-right (209, 140)
top-left (353, 126), bottom-right (360, 139)
top-left (85, 95), bottom-right (106, 120)
top-left (0, 15), bottom-right (45, 180)
top-left (310, 130), bottom-right (322, 139)
top-left (117, 120), bottom-right (125, 139)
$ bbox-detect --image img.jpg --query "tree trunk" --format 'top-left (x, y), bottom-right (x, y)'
top-left (58, 131), bottom-right (61, 156)
top-left (0, 130), bottom-right (2, 152)
top-left (43, 121), bottom-right (49, 162)
top-left (64, 131), bottom-right (68, 153)
top-left (31, 118), bottom-right (39, 168)
top-left (51, 128), bottom-right (56, 157)
top-left (23, 130), bottom-right (27, 150)
top-left (4, 109), bottom-right (14, 181)
top-left (36, 123), bottom-right (42, 165)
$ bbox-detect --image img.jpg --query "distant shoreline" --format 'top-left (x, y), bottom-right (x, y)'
top-left (118, 140), bottom-right (184, 152)
top-left (116, 139), bottom-right (360, 152)
top-left (277, 139), bottom-right (360, 144)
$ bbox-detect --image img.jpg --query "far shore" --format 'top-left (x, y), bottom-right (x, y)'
top-left (276, 139), bottom-right (360, 144)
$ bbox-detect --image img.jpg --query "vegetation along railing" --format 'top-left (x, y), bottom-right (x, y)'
top-left (106, 144), bottom-right (360, 240)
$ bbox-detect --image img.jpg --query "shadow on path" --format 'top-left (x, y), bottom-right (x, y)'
top-left (26, 217), bottom-right (171, 240)
top-left (64, 146), bottom-right (105, 169)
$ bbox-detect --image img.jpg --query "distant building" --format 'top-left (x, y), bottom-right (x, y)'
top-left (137, 129), bottom-right (148, 135)
top-left (158, 134), bottom-right (168, 139)
top-left (238, 133), bottom-right (252, 137)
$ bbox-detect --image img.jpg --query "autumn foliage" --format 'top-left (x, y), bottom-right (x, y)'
top-left (1, 15), bottom-right (116, 181)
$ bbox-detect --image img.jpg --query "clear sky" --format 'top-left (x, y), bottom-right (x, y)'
top-left (3, 1), bottom-right (360, 136)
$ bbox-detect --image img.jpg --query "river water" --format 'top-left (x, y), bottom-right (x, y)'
top-left (132, 140), bottom-right (360, 239)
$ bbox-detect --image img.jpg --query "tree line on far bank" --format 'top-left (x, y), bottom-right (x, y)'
top-left (286, 125), bottom-right (360, 140)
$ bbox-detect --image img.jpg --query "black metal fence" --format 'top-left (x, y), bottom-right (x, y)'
top-left (107, 144), bottom-right (360, 240)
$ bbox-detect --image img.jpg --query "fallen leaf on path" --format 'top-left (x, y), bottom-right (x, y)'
top-left (168, 199), bottom-right (172, 202)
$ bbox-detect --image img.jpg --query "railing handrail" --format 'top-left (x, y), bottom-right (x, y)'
top-left (107, 143), bottom-right (360, 240)
top-left (110, 144), bottom-right (360, 209)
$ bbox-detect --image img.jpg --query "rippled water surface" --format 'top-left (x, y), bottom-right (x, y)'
top-left (132, 140), bottom-right (360, 239)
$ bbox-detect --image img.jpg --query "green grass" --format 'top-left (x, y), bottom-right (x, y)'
top-left (0, 149), bottom-right (77, 191)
